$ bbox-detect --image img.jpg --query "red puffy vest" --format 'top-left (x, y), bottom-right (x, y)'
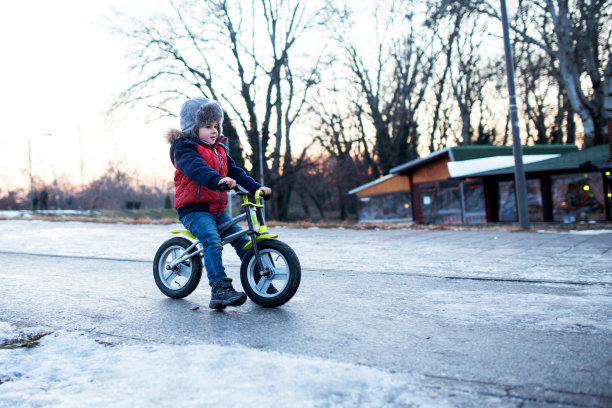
top-left (174, 141), bottom-right (228, 214)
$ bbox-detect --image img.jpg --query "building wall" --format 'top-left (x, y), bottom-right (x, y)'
top-left (355, 175), bottom-right (410, 197)
top-left (351, 146), bottom-right (611, 224)
top-left (412, 179), bottom-right (487, 225)
top-left (357, 191), bottom-right (412, 222)
top-left (411, 157), bottom-right (451, 183)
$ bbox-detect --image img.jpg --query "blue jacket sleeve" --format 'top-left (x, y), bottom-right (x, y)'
top-left (174, 140), bottom-right (223, 190)
top-left (226, 154), bottom-right (261, 194)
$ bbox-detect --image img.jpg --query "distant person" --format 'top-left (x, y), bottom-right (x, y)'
top-left (32, 194), bottom-right (38, 211)
top-left (166, 97), bottom-right (272, 309)
top-left (39, 190), bottom-right (48, 210)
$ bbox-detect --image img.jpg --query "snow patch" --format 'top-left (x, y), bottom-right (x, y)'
top-left (568, 229), bottom-right (612, 235)
top-left (537, 229), bottom-right (612, 235)
top-left (0, 211), bottom-right (28, 218)
top-left (0, 323), bottom-right (449, 407)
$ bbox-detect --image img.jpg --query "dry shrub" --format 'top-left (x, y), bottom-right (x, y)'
top-left (1, 213), bottom-right (610, 232)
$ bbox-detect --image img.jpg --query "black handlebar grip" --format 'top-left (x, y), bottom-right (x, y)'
top-left (263, 194), bottom-right (271, 201)
top-left (217, 183), bottom-right (230, 192)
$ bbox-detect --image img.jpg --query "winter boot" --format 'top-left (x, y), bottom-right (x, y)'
top-left (209, 278), bottom-right (247, 310)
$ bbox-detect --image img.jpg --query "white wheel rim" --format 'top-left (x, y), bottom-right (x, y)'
top-left (158, 245), bottom-right (193, 290)
top-left (246, 248), bottom-right (290, 297)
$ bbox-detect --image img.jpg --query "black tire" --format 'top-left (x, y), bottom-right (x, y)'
top-left (240, 240), bottom-right (301, 308)
top-left (153, 237), bottom-right (202, 299)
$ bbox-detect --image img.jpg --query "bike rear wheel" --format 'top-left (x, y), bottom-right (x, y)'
top-left (240, 239), bottom-right (301, 308)
top-left (153, 237), bottom-right (202, 299)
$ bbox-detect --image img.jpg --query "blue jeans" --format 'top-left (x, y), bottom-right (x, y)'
top-left (180, 210), bottom-right (249, 286)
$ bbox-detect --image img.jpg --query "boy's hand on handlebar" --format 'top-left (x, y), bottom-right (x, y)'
top-left (258, 186), bottom-right (271, 196)
top-left (258, 186), bottom-right (272, 200)
top-left (218, 177), bottom-right (236, 190)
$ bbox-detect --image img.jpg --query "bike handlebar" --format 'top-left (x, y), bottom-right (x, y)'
top-left (216, 183), bottom-right (231, 192)
top-left (217, 183), bottom-right (271, 201)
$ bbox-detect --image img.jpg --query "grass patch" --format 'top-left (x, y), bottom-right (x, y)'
top-left (0, 209), bottom-right (180, 225)
top-left (0, 331), bottom-right (54, 349)
top-left (1, 210), bottom-right (610, 232)
top-left (98, 209), bottom-right (178, 221)
top-left (267, 219), bottom-right (612, 232)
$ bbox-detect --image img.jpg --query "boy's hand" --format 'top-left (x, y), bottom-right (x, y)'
top-left (218, 177), bottom-right (236, 189)
top-left (258, 186), bottom-right (272, 196)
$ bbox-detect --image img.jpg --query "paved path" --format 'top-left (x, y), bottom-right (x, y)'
top-left (0, 220), bottom-right (611, 407)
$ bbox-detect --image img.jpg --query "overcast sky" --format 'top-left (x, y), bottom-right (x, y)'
top-left (0, 0), bottom-right (177, 193)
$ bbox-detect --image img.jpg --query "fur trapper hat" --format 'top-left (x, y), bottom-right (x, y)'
top-left (179, 97), bottom-right (224, 139)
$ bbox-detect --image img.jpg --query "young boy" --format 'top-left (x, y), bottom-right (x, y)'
top-left (166, 97), bottom-right (272, 309)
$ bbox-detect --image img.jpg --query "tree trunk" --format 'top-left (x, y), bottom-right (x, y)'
top-left (546, 0), bottom-right (598, 146)
top-left (306, 188), bottom-right (326, 220)
top-left (336, 183), bottom-right (347, 220)
top-left (297, 190), bottom-right (311, 219)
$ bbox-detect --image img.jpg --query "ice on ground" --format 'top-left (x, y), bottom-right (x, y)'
top-left (568, 229), bottom-right (612, 235)
top-left (537, 229), bottom-right (612, 235)
top-left (0, 322), bottom-right (448, 408)
top-left (0, 211), bottom-right (30, 218)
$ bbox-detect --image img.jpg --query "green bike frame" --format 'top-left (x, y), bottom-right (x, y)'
top-left (166, 187), bottom-right (277, 274)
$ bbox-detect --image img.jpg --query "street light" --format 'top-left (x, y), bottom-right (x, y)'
top-left (500, 0), bottom-right (530, 230)
top-left (258, 133), bottom-right (264, 186)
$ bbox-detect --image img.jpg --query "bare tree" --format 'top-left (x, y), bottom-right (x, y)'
top-left (514, 36), bottom-right (557, 144)
top-left (426, 2), bottom-right (508, 147)
top-left (447, 15), bottom-right (503, 145)
top-left (110, 0), bottom-right (324, 219)
top-left (252, 0), bottom-right (324, 219)
top-left (323, 0), bottom-right (438, 175)
top-left (426, 12), bottom-right (462, 152)
top-left (109, 1), bottom-right (246, 166)
top-left (443, 0), bottom-right (612, 147)
top-left (309, 87), bottom-right (373, 219)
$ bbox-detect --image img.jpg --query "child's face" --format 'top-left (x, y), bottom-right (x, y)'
top-left (197, 123), bottom-right (219, 144)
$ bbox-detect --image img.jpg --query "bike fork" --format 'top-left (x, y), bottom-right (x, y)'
top-left (245, 205), bottom-right (270, 276)
top-left (250, 235), bottom-right (265, 270)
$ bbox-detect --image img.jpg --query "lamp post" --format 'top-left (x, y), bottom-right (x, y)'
top-left (258, 133), bottom-right (264, 186)
top-left (500, 0), bottom-right (530, 229)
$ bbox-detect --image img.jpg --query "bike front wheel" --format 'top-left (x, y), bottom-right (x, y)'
top-left (153, 237), bottom-right (202, 299)
top-left (240, 240), bottom-right (301, 308)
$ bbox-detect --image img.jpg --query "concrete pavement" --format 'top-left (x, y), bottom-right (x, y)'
top-left (0, 220), bottom-right (610, 407)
